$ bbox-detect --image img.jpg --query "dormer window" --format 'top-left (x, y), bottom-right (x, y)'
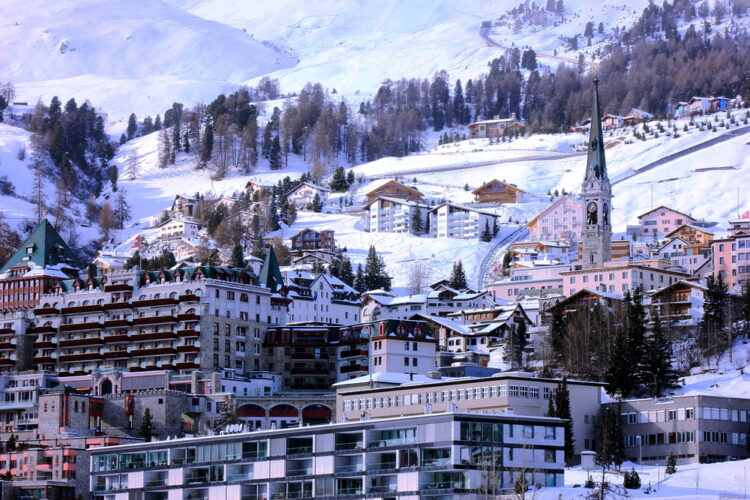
top-left (26, 247), bottom-right (34, 254)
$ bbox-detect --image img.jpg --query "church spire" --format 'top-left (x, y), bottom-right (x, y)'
top-left (583, 77), bottom-right (608, 184)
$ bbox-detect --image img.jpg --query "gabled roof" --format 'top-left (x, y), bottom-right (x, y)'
top-left (427, 202), bottom-right (499, 217)
top-left (363, 196), bottom-right (429, 209)
top-left (655, 237), bottom-right (688, 252)
top-left (637, 205), bottom-right (694, 221)
top-left (471, 179), bottom-right (525, 195)
top-left (651, 279), bottom-right (707, 298)
top-left (286, 181), bottom-right (331, 197)
top-left (665, 223), bottom-right (715, 239)
top-left (0, 219), bottom-right (78, 274)
top-left (364, 179), bottom-right (422, 198)
top-left (526, 195), bottom-right (583, 227)
top-left (258, 247), bottom-right (284, 293)
top-left (552, 288), bottom-right (624, 311)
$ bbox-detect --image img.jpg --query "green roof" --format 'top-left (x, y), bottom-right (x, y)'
top-left (0, 219), bottom-right (78, 274)
top-left (258, 247), bottom-right (284, 293)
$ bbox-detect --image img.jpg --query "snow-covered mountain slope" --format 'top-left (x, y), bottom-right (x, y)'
top-left (0, 0), bottom-right (294, 125)
top-left (164, 0), bottom-right (651, 94)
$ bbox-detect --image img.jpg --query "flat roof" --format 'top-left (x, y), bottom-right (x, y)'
top-left (89, 411), bottom-right (565, 454)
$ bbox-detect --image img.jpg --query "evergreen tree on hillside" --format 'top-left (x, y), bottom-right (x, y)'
top-left (448, 260), bottom-right (468, 290)
top-left (480, 220), bottom-right (492, 242)
top-left (699, 275), bottom-right (730, 358)
top-left (330, 166), bottom-right (348, 192)
top-left (346, 170), bottom-right (355, 187)
top-left (353, 263), bottom-right (366, 293)
top-left (641, 311), bottom-right (680, 397)
top-left (364, 246), bottom-right (392, 291)
top-left (231, 245), bottom-right (245, 268)
top-left (267, 196), bottom-right (280, 231)
top-left (510, 321), bottom-right (527, 367)
top-left (549, 306), bottom-right (566, 362)
top-left (201, 120), bottom-right (214, 163)
top-left (127, 113), bottom-right (137, 140)
top-left (269, 136), bottom-right (282, 170)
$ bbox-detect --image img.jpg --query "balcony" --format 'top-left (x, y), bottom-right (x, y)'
top-left (340, 348), bottom-right (367, 358)
top-left (334, 464), bottom-right (363, 473)
top-left (59, 322), bottom-right (102, 333)
top-left (340, 364), bottom-right (368, 374)
top-left (291, 367), bottom-right (329, 375)
top-left (291, 353), bottom-right (325, 360)
top-left (175, 361), bottom-right (200, 370)
top-left (422, 481), bottom-right (468, 491)
top-left (133, 316), bottom-right (177, 327)
top-left (0, 328), bottom-right (12, 335)
top-left (131, 298), bottom-right (178, 308)
top-left (104, 283), bottom-right (133, 292)
top-left (178, 294), bottom-right (200, 303)
top-left (0, 339), bottom-right (16, 350)
top-left (103, 302), bottom-right (132, 311)
top-left (368, 485), bottom-right (398, 495)
top-left (33, 338), bottom-right (58, 349)
top-left (177, 313), bottom-right (200, 322)
top-left (226, 473), bottom-right (253, 482)
top-left (131, 346), bottom-right (177, 357)
top-left (58, 352), bottom-right (103, 362)
top-left (103, 350), bottom-right (131, 360)
top-left (33, 355), bottom-right (56, 364)
top-left (176, 343), bottom-right (200, 353)
top-left (103, 319), bottom-right (132, 328)
top-left (366, 461), bottom-right (397, 471)
top-left (33, 306), bottom-right (59, 315)
top-left (60, 304), bottom-right (102, 315)
top-left (286, 467), bottom-right (313, 477)
top-left (176, 329), bottom-right (200, 338)
top-left (103, 333), bottom-right (130, 343)
top-left (59, 337), bottom-right (103, 348)
top-left (0, 357), bottom-right (14, 366)
top-left (131, 331), bottom-right (176, 342)
top-left (27, 325), bottom-right (56, 335)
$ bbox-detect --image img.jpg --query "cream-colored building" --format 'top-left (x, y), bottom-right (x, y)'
top-left (335, 371), bottom-right (606, 454)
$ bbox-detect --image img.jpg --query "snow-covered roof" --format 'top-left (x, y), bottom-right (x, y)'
top-left (332, 372), bottom-right (442, 388)
top-left (427, 202), bottom-right (499, 217)
top-left (363, 196), bottom-right (429, 209)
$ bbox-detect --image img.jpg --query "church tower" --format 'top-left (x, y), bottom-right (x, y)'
top-left (581, 77), bottom-right (612, 269)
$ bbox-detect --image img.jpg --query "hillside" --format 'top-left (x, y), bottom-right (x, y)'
top-left (0, 0), bottom-right (295, 126)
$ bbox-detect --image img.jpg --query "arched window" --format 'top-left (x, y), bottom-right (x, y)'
top-left (240, 294), bottom-right (248, 303)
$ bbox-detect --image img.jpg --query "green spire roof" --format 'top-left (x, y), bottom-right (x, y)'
top-left (258, 246), bottom-right (284, 293)
top-left (583, 77), bottom-right (608, 183)
top-left (0, 219), bottom-right (79, 274)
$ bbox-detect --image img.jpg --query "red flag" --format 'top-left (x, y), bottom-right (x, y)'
top-left (131, 234), bottom-right (142, 249)
top-left (742, 211), bottom-right (750, 220)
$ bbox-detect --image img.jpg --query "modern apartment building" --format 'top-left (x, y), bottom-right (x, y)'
top-left (712, 231), bottom-right (750, 292)
top-left (335, 371), bottom-right (606, 454)
top-left (428, 203), bottom-right (499, 239)
top-left (89, 412), bottom-right (566, 499)
top-left (605, 394), bottom-right (750, 464)
top-left (365, 197), bottom-right (428, 234)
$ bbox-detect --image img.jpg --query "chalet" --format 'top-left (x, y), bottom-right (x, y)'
top-left (361, 287), bottom-right (492, 322)
top-left (471, 179), bottom-right (526, 204)
top-left (158, 218), bottom-right (200, 241)
top-left (665, 224), bottom-right (714, 246)
top-left (428, 202), bottom-right (499, 239)
top-left (289, 229), bottom-right (335, 253)
top-left (291, 251), bottom-right (336, 267)
top-left (0, 220), bottom-right (79, 311)
top-left (245, 180), bottom-right (273, 198)
top-left (365, 196), bottom-right (428, 234)
top-left (602, 114), bottom-right (625, 128)
top-left (648, 280), bottom-right (707, 329)
top-left (625, 108), bottom-right (653, 122)
top-left (364, 179), bottom-right (423, 202)
top-left (527, 196), bottom-right (583, 244)
top-left (547, 288), bottom-right (624, 319)
top-left (637, 206), bottom-right (695, 238)
top-left (650, 237), bottom-right (710, 275)
top-left (170, 194), bottom-right (199, 219)
top-left (286, 182), bottom-right (331, 208)
top-left (467, 114), bottom-right (524, 138)
top-left (674, 96), bottom-right (730, 117)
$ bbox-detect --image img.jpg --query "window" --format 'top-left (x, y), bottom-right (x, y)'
top-left (544, 449), bottom-right (556, 463)
top-left (404, 357), bottom-right (409, 366)
top-left (545, 427), bottom-right (556, 440)
top-left (522, 425), bottom-right (534, 438)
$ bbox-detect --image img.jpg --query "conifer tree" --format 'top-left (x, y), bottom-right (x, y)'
top-left (201, 120), bottom-right (214, 163)
top-left (641, 311), bottom-right (680, 397)
top-left (267, 196), bottom-right (280, 231)
top-left (480, 220), bottom-right (492, 242)
top-left (212, 403), bottom-right (240, 433)
top-left (554, 377), bottom-right (575, 465)
top-left (346, 170), bottom-right (355, 187)
top-left (549, 306), bottom-right (566, 362)
top-left (364, 246), bottom-right (392, 291)
top-left (699, 275), bottom-right (730, 358)
top-left (410, 209), bottom-right (423, 234)
top-left (510, 321), bottom-right (527, 367)
top-left (353, 263), bottom-right (366, 293)
top-left (269, 136), bottom-right (282, 170)
top-left (448, 260), bottom-right (468, 290)
top-left (231, 245), bottom-right (245, 268)
top-left (665, 452), bottom-right (677, 474)
top-left (127, 113), bottom-right (137, 140)
top-left (139, 408), bottom-right (154, 442)
top-left (330, 166), bottom-right (348, 192)
top-left (338, 257), bottom-right (355, 287)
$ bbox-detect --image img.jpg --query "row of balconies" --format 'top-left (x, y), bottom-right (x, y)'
top-left (32, 294), bottom-right (201, 317)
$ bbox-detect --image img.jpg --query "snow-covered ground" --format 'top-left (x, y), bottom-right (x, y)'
top-left (540, 459), bottom-right (750, 499)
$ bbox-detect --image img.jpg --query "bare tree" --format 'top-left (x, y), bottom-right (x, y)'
top-left (407, 261), bottom-right (432, 295)
top-left (31, 168), bottom-right (45, 223)
top-left (125, 150), bottom-right (140, 180)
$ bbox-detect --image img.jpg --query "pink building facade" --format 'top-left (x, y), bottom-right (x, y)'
top-left (527, 196), bottom-right (584, 244)
top-left (488, 264), bottom-right (570, 300)
top-left (637, 206), bottom-right (694, 239)
top-left (561, 264), bottom-right (690, 296)
top-left (712, 232), bottom-right (750, 292)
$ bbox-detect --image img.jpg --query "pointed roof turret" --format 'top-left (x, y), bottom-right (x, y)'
top-left (583, 77), bottom-right (608, 185)
top-left (0, 219), bottom-right (79, 274)
top-left (258, 246), bottom-right (284, 293)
